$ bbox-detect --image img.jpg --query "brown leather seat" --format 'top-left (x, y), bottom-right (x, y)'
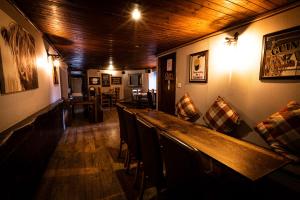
top-left (136, 118), bottom-right (165, 199)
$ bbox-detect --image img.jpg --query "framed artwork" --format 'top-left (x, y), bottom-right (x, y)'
top-left (0, 22), bottom-right (38, 94)
top-left (189, 50), bottom-right (208, 83)
top-left (89, 77), bottom-right (100, 85)
top-left (101, 73), bottom-right (110, 87)
top-left (129, 73), bottom-right (142, 86)
top-left (53, 66), bottom-right (59, 85)
top-left (260, 26), bottom-right (300, 80)
top-left (111, 76), bottom-right (122, 85)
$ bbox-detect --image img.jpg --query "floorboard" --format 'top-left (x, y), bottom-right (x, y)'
top-left (35, 108), bottom-right (138, 200)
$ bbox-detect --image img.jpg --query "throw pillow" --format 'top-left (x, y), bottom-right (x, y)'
top-left (255, 101), bottom-right (300, 162)
top-left (176, 93), bottom-right (201, 122)
top-left (203, 96), bottom-right (240, 134)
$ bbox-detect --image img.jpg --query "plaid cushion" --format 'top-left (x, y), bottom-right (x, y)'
top-left (176, 93), bottom-right (201, 122)
top-left (203, 96), bottom-right (240, 134)
top-left (255, 101), bottom-right (300, 162)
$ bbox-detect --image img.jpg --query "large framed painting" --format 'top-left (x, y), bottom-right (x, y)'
top-left (260, 26), bottom-right (300, 80)
top-left (189, 50), bottom-right (208, 83)
top-left (0, 20), bottom-right (38, 94)
top-left (101, 73), bottom-right (110, 87)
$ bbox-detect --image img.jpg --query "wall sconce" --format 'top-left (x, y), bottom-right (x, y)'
top-left (47, 51), bottom-right (60, 84)
top-left (225, 32), bottom-right (239, 46)
top-left (47, 51), bottom-right (60, 67)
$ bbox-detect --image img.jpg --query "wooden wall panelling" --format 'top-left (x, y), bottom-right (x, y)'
top-left (0, 101), bottom-right (64, 199)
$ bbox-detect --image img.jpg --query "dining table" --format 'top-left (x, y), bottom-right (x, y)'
top-left (70, 98), bottom-right (98, 122)
top-left (127, 109), bottom-right (289, 181)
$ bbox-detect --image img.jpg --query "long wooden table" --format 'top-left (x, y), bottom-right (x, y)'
top-left (132, 109), bottom-right (289, 181)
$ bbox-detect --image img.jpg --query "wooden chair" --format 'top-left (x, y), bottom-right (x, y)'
top-left (123, 109), bottom-right (141, 187)
top-left (101, 93), bottom-right (110, 107)
top-left (116, 103), bottom-right (127, 158)
top-left (112, 87), bottom-right (120, 105)
top-left (160, 133), bottom-right (207, 199)
top-left (136, 118), bottom-right (165, 200)
top-left (88, 86), bottom-right (96, 100)
top-left (147, 90), bottom-right (155, 109)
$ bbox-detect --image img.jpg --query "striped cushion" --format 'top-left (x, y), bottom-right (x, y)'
top-left (255, 101), bottom-right (300, 162)
top-left (203, 96), bottom-right (240, 134)
top-left (176, 93), bottom-right (201, 122)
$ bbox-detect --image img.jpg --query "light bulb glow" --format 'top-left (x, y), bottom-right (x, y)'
top-left (131, 8), bottom-right (141, 20)
top-left (108, 64), bottom-right (114, 70)
top-left (53, 59), bottom-right (60, 67)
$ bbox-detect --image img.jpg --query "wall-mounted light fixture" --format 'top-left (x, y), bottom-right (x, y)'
top-left (47, 51), bottom-right (60, 67)
top-left (47, 50), bottom-right (60, 84)
top-left (225, 32), bottom-right (239, 46)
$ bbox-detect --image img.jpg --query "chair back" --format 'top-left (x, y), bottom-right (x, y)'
top-left (136, 118), bottom-right (164, 187)
top-left (89, 86), bottom-right (96, 99)
top-left (160, 133), bottom-right (203, 199)
top-left (147, 91), bottom-right (154, 108)
top-left (123, 109), bottom-right (140, 159)
top-left (114, 87), bottom-right (120, 98)
top-left (116, 103), bottom-right (127, 143)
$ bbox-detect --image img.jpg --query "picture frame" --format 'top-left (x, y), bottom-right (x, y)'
top-left (101, 73), bottom-right (111, 87)
top-left (0, 22), bottom-right (38, 94)
top-left (53, 66), bottom-right (59, 85)
top-left (89, 77), bottom-right (100, 85)
top-left (129, 73), bottom-right (142, 86)
top-left (111, 76), bottom-right (122, 85)
top-left (189, 50), bottom-right (208, 83)
top-left (260, 26), bottom-right (300, 80)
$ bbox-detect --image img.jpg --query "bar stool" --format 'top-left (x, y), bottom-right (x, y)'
top-left (136, 118), bottom-right (165, 200)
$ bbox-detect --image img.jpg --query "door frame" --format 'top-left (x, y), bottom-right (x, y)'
top-left (157, 52), bottom-right (176, 115)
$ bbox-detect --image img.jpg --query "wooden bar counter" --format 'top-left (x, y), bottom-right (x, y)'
top-left (135, 110), bottom-right (289, 181)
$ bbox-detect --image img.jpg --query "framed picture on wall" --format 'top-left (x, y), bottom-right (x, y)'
top-left (89, 77), bottom-right (100, 85)
top-left (260, 26), bottom-right (300, 80)
top-left (189, 50), bottom-right (208, 83)
top-left (101, 73), bottom-right (110, 87)
top-left (53, 66), bottom-right (59, 85)
top-left (111, 77), bottom-right (122, 85)
top-left (0, 22), bottom-right (38, 94)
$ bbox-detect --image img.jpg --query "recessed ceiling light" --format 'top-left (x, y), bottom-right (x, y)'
top-left (131, 7), bottom-right (141, 21)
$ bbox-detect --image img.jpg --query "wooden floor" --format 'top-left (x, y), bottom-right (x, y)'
top-left (35, 108), bottom-right (143, 200)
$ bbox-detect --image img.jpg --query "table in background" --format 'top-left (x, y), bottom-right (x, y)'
top-left (70, 99), bottom-right (100, 122)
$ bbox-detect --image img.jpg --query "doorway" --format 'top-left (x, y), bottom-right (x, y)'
top-left (158, 52), bottom-right (176, 115)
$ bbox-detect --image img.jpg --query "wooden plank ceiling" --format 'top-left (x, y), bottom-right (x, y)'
top-left (12, 0), bottom-right (298, 70)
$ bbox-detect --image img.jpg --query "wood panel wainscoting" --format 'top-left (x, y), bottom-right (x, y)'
top-left (0, 100), bottom-right (64, 199)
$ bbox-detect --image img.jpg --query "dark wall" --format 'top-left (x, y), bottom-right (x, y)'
top-left (0, 100), bottom-right (64, 199)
